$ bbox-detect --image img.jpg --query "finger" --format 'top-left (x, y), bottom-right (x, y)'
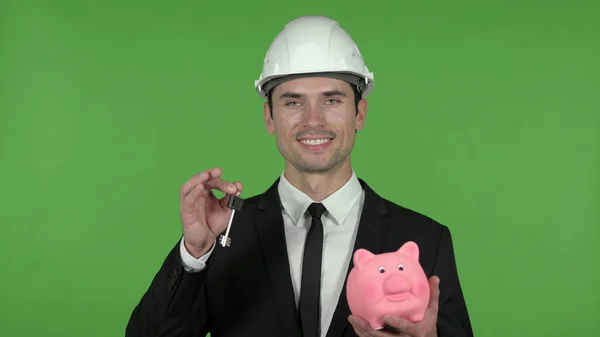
top-left (181, 168), bottom-right (222, 198)
top-left (352, 327), bottom-right (369, 337)
top-left (382, 316), bottom-right (413, 334)
top-left (233, 181), bottom-right (243, 193)
top-left (220, 181), bottom-right (243, 196)
top-left (348, 316), bottom-right (382, 337)
top-left (348, 315), bottom-right (371, 333)
top-left (180, 169), bottom-right (222, 211)
top-left (181, 183), bottom-right (205, 210)
top-left (355, 329), bottom-right (373, 337)
top-left (217, 181), bottom-right (244, 208)
top-left (362, 327), bottom-right (397, 337)
top-left (351, 324), bottom-right (372, 337)
top-left (368, 329), bottom-right (396, 337)
top-left (204, 176), bottom-right (239, 195)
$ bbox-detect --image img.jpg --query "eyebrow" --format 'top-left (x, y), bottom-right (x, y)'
top-left (278, 90), bottom-right (347, 100)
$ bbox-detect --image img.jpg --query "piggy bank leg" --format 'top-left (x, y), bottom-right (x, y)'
top-left (408, 312), bottom-right (425, 323)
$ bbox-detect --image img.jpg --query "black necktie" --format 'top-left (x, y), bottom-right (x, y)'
top-left (299, 202), bottom-right (327, 337)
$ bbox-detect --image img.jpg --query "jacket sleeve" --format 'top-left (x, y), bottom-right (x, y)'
top-left (125, 239), bottom-right (211, 337)
top-left (433, 226), bottom-right (474, 337)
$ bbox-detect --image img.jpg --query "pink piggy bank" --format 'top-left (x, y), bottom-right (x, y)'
top-left (346, 241), bottom-right (430, 330)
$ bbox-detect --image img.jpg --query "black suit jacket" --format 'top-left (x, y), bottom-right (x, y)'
top-left (126, 178), bottom-right (473, 337)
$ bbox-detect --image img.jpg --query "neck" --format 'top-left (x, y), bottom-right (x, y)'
top-left (283, 161), bottom-right (354, 201)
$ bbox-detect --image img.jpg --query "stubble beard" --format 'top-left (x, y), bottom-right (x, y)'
top-left (278, 140), bottom-right (350, 174)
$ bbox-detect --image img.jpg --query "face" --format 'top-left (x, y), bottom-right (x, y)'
top-left (264, 76), bottom-right (367, 174)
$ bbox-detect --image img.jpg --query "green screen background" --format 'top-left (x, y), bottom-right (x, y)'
top-left (1, 0), bottom-right (598, 336)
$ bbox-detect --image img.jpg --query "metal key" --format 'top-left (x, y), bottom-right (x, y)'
top-left (219, 192), bottom-right (244, 247)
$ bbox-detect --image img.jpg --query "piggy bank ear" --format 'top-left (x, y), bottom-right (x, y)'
top-left (397, 241), bottom-right (420, 261)
top-left (353, 249), bottom-right (375, 270)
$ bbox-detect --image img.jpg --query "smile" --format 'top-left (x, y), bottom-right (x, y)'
top-left (298, 138), bottom-right (332, 145)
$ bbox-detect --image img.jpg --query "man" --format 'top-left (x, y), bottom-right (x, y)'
top-left (126, 16), bottom-right (473, 337)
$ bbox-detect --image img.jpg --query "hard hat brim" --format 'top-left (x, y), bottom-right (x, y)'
top-left (255, 70), bottom-right (374, 100)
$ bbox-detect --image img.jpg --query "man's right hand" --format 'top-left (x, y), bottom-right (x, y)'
top-left (179, 167), bottom-right (242, 258)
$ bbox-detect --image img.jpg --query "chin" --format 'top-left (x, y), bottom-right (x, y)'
top-left (293, 162), bottom-right (333, 174)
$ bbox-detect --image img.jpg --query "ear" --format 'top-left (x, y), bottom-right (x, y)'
top-left (264, 102), bottom-right (275, 135)
top-left (353, 249), bottom-right (375, 270)
top-left (397, 241), bottom-right (420, 261)
top-left (354, 98), bottom-right (367, 132)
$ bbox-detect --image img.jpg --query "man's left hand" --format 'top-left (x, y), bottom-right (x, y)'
top-left (348, 276), bottom-right (440, 337)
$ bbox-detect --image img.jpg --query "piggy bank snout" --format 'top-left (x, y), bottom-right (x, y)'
top-left (382, 273), bottom-right (411, 295)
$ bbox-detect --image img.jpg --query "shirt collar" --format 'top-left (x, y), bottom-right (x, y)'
top-left (277, 170), bottom-right (363, 226)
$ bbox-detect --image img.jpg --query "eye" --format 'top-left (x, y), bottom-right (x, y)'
top-left (398, 264), bottom-right (405, 271)
top-left (378, 267), bottom-right (385, 273)
top-left (285, 101), bottom-right (300, 106)
top-left (325, 98), bottom-right (340, 104)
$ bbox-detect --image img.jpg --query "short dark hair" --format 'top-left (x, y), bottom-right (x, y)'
top-left (267, 83), bottom-right (362, 118)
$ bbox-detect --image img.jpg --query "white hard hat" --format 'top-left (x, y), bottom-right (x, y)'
top-left (254, 16), bottom-right (375, 100)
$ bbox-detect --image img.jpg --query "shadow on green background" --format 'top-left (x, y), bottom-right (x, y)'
top-left (0, 1), bottom-right (598, 336)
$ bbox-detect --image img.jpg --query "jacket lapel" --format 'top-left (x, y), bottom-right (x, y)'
top-left (253, 178), bottom-right (302, 337)
top-left (326, 178), bottom-right (394, 337)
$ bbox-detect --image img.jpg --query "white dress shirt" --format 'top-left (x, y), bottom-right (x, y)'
top-left (179, 170), bottom-right (365, 337)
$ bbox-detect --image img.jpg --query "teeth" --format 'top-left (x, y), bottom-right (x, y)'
top-left (300, 138), bottom-right (331, 145)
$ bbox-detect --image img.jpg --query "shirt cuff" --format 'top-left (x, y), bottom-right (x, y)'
top-left (179, 237), bottom-right (215, 273)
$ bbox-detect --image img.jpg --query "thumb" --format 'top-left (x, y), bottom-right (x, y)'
top-left (428, 276), bottom-right (441, 313)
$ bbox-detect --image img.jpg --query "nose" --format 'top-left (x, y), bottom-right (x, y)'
top-left (382, 273), bottom-right (410, 295)
top-left (302, 104), bottom-right (325, 127)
